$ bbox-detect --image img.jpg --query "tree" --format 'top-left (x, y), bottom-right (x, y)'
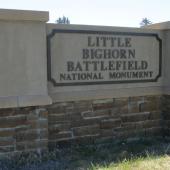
top-left (56, 16), bottom-right (70, 24)
top-left (140, 18), bottom-right (152, 27)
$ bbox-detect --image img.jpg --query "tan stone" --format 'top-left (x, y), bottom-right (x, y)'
top-left (121, 112), bottom-right (150, 122)
top-left (49, 131), bottom-right (73, 141)
top-left (0, 9), bottom-right (49, 21)
top-left (72, 125), bottom-right (100, 137)
top-left (47, 24), bottom-right (162, 102)
top-left (100, 119), bottom-right (121, 129)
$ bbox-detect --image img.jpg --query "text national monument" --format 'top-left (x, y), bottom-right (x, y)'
top-left (1, 8), bottom-right (170, 155)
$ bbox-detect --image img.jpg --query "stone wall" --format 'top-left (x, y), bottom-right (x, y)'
top-left (162, 95), bottom-right (170, 136)
top-left (0, 107), bottom-right (48, 154)
top-left (0, 8), bottom-right (169, 156)
top-left (0, 95), bottom-right (164, 154)
top-left (48, 95), bottom-right (163, 148)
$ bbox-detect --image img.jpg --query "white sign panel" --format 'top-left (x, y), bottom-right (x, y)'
top-left (47, 30), bottom-right (162, 86)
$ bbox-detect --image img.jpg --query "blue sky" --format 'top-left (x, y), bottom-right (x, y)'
top-left (0, 0), bottom-right (169, 27)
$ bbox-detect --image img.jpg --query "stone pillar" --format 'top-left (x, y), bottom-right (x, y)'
top-left (144, 22), bottom-right (170, 136)
top-left (0, 9), bottom-right (52, 108)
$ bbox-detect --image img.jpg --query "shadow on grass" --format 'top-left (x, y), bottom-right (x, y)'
top-left (1, 137), bottom-right (170, 170)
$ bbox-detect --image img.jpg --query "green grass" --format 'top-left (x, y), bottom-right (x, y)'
top-left (90, 155), bottom-right (170, 170)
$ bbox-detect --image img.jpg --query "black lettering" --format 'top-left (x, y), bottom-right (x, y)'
top-left (83, 61), bottom-right (91, 71)
top-left (125, 38), bottom-right (132, 47)
top-left (118, 37), bottom-right (125, 47)
top-left (75, 62), bottom-right (83, 71)
top-left (82, 49), bottom-right (89, 59)
top-left (128, 61), bottom-right (134, 70)
top-left (104, 49), bottom-right (111, 59)
top-left (67, 61), bottom-right (74, 71)
top-left (112, 49), bottom-right (119, 59)
top-left (101, 37), bottom-right (107, 47)
top-left (108, 61), bottom-right (115, 70)
top-left (101, 61), bottom-right (107, 71)
top-left (60, 73), bottom-right (66, 81)
top-left (88, 36), bottom-right (95, 47)
top-left (91, 61), bottom-right (99, 71)
top-left (141, 61), bottom-right (148, 70)
top-left (116, 61), bottom-right (122, 70)
top-left (120, 49), bottom-right (126, 59)
top-left (110, 37), bottom-right (117, 47)
top-left (96, 37), bottom-right (100, 47)
top-left (128, 49), bottom-right (135, 58)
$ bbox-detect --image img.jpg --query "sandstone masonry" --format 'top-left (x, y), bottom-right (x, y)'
top-left (0, 9), bottom-right (170, 155)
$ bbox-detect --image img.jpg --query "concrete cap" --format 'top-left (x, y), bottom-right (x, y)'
top-left (143, 21), bottom-right (170, 30)
top-left (0, 8), bottom-right (49, 22)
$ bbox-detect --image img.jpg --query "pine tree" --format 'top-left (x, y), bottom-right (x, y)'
top-left (56, 16), bottom-right (70, 24)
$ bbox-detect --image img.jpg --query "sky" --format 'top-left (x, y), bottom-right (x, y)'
top-left (0, 0), bottom-right (170, 27)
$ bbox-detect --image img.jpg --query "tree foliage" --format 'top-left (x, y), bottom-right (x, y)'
top-left (56, 16), bottom-right (70, 24)
top-left (140, 18), bottom-right (152, 27)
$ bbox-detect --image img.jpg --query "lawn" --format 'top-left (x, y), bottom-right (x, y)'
top-left (91, 155), bottom-right (170, 170)
top-left (1, 137), bottom-right (170, 170)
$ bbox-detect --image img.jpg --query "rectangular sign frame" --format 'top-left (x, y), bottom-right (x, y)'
top-left (47, 29), bottom-right (162, 86)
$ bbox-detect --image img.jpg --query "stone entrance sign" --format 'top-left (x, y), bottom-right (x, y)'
top-left (0, 8), bottom-right (170, 155)
top-left (47, 29), bottom-right (162, 86)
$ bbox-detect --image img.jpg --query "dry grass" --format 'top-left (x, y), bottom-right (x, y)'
top-left (1, 137), bottom-right (170, 169)
top-left (91, 155), bottom-right (170, 170)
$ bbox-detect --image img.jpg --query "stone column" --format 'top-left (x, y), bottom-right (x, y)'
top-left (0, 9), bottom-right (52, 108)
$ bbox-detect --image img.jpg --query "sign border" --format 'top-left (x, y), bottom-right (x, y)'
top-left (47, 29), bottom-right (162, 86)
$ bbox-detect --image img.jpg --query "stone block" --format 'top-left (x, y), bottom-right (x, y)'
top-left (72, 125), bottom-right (100, 137)
top-left (0, 128), bottom-right (15, 137)
top-left (49, 123), bottom-right (71, 134)
top-left (49, 131), bottom-right (73, 141)
top-left (121, 112), bottom-right (150, 122)
top-left (16, 142), bottom-right (26, 151)
top-left (100, 118), bottom-right (121, 129)
top-left (73, 101), bottom-right (93, 112)
top-left (0, 137), bottom-right (14, 146)
top-left (122, 119), bottom-right (162, 131)
top-left (0, 146), bottom-right (14, 153)
top-left (67, 112), bottom-right (82, 121)
top-left (149, 111), bottom-right (162, 120)
top-left (145, 127), bottom-right (162, 136)
top-left (162, 112), bottom-right (170, 119)
top-left (48, 113), bottom-right (67, 122)
top-left (128, 96), bottom-right (144, 113)
top-left (47, 103), bottom-right (67, 114)
top-left (111, 98), bottom-right (128, 115)
top-left (18, 95), bottom-right (52, 108)
top-left (28, 119), bottom-right (48, 129)
top-left (0, 108), bottom-right (16, 117)
top-left (16, 129), bottom-right (47, 142)
top-left (26, 111), bottom-right (39, 121)
top-left (37, 109), bottom-right (48, 118)
top-left (92, 99), bottom-right (114, 111)
top-left (0, 115), bottom-right (27, 128)
top-left (70, 119), bottom-right (101, 128)
top-left (164, 120), bottom-right (170, 128)
top-left (142, 119), bottom-right (162, 128)
top-left (15, 125), bottom-right (30, 132)
top-left (163, 128), bottom-right (170, 136)
top-left (141, 96), bottom-right (161, 112)
top-left (100, 129), bottom-right (115, 137)
top-left (116, 129), bottom-right (145, 139)
top-left (25, 140), bottom-right (48, 151)
top-left (49, 112), bottom-right (82, 123)
top-left (82, 109), bottom-right (111, 119)
top-left (121, 122), bottom-right (137, 130)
